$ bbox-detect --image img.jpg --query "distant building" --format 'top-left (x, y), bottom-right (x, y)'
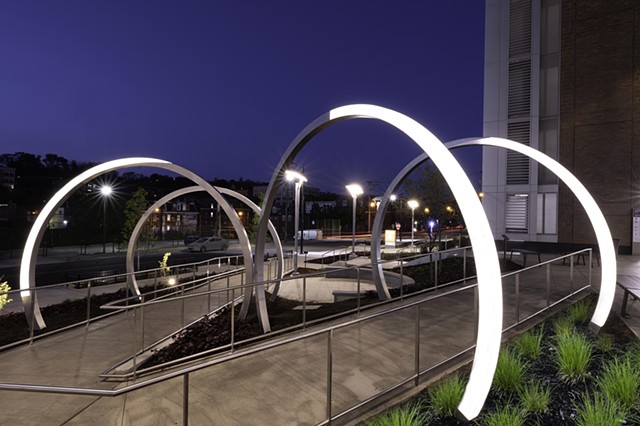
top-left (482, 0), bottom-right (639, 253)
top-left (0, 166), bottom-right (15, 190)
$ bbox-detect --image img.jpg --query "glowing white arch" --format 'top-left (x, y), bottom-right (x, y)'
top-left (254, 104), bottom-right (502, 421)
top-left (371, 137), bottom-right (616, 331)
top-left (125, 186), bottom-right (284, 302)
top-left (19, 158), bottom-right (267, 332)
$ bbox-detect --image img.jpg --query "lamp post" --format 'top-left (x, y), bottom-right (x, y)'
top-left (100, 185), bottom-right (112, 253)
top-left (286, 170), bottom-right (307, 274)
top-left (407, 199), bottom-right (419, 246)
top-left (346, 184), bottom-right (363, 257)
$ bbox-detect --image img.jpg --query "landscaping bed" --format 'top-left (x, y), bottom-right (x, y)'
top-left (365, 295), bottom-right (640, 426)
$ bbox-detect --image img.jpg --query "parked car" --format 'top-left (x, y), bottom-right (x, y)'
top-left (184, 235), bottom-right (200, 246)
top-left (187, 236), bottom-right (229, 252)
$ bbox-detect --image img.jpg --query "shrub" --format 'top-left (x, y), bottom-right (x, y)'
top-left (426, 374), bottom-right (466, 418)
top-left (597, 356), bottom-right (640, 415)
top-left (518, 380), bottom-right (550, 415)
top-left (554, 331), bottom-right (593, 382)
top-left (512, 327), bottom-right (543, 360)
top-left (482, 404), bottom-right (526, 426)
top-left (0, 280), bottom-right (12, 311)
top-left (575, 393), bottom-right (622, 426)
top-left (566, 298), bottom-right (591, 325)
top-left (493, 348), bottom-right (527, 394)
top-left (366, 403), bottom-right (427, 426)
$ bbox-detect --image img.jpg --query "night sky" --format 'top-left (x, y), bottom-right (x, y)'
top-left (1, 1), bottom-right (485, 194)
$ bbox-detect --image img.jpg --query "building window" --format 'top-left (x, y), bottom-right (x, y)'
top-left (505, 193), bottom-right (529, 233)
top-left (536, 193), bottom-right (557, 234)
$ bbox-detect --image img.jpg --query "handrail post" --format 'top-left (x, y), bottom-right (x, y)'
top-left (546, 263), bottom-right (551, 307)
top-left (326, 329), bottom-right (333, 425)
top-left (588, 249), bottom-right (593, 289)
top-left (473, 286), bottom-right (478, 340)
top-left (400, 261), bottom-right (404, 301)
top-left (29, 288), bottom-right (36, 345)
top-left (463, 247), bottom-right (467, 281)
top-left (356, 267), bottom-right (361, 316)
top-left (515, 274), bottom-right (520, 325)
top-left (140, 295), bottom-right (146, 355)
top-left (231, 287), bottom-right (235, 352)
top-left (414, 305), bottom-right (420, 386)
top-left (303, 276), bottom-right (307, 330)
top-left (570, 255), bottom-right (574, 294)
top-left (183, 373), bottom-right (189, 426)
top-left (86, 281), bottom-right (92, 326)
top-left (181, 285), bottom-right (185, 328)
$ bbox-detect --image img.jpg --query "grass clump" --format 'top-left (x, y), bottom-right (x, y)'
top-left (597, 356), bottom-right (640, 415)
top-left (518, 380), bottom-right (551, 415)
top-left (512, 327), bottom-right (543, 360)
top-left (552, 314), bottom-right (574, 339)
top-left (366, 403), bottom-right (426, 426)
top-left (554, 331), bottom-right (592, 382)
top-left (596, 332), bottom-right (614, 353)
top-left (425, 374), bottom-right (465, 418)
top-left (574, 393), bottom-right (622, 426)
top-left (566, 298), bottom-right (591, 325)
top-left (493, 348), bottom-right (527, 394)
top-left (482, 404), bottom-right (526, 426)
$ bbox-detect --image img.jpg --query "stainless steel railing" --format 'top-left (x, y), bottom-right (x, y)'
top-left (0, 249), bottom-right (593, 425)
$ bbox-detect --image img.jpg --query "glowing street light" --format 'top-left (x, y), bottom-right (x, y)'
top-left (100, 185), bottom-right (112, 254)
top-left (286, 170), bottom-right (307, 274)
top-left (346, 184), bottom-right (363, 256)
top-left (407, 199), bottom-right (419, 246)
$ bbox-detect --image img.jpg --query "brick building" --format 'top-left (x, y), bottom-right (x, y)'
top-left (482, 0), bottom-right (640, 253)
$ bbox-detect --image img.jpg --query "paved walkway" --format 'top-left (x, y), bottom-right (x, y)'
top-left (0, 251), bottom-right (638, 425)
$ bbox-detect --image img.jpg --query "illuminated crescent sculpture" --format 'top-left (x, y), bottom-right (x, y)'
top-left (19, 158), bottom-right (265, 332)
top-left (254, 104), bottom-right (502, 421)
top-left (125, 186), bottom-right (284, 311)
top-left (370, 137), bottom-right (616, 332)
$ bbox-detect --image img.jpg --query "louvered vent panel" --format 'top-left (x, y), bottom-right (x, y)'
top-left (508, 60), bottom-right (531, 118)
top-left (509, 0), bottom-right (532, 57)
top-left (505, 194), bottom-right (529, 233)
top-left (506, 121), bottom-right (530, 184)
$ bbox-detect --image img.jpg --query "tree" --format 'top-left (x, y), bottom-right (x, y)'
top-left (120, 187), bottom-right (155, 250)
top-left (402, 161), bottom-right (459, 251)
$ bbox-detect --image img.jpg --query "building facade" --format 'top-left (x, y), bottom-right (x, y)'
top-left (483, 0), bottom-right (640, 253)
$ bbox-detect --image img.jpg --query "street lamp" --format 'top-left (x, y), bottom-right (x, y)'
top-left (286, 170), bottom-right (307, 274)
top-left (407, 199), bottom-right (419, 246)
top-left (100, 185), bottom-right (112, 253)
top-left (346, 183), bottom-right (363, 256)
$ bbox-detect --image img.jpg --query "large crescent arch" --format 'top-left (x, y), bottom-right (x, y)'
top-left (18, 158), bottom-right (267, 332)
top-left (254, 105), bottom-right (502, 421)
top-left (125, 186), bottom-right (284, 316)
top-left (370, 137), bottom-right (616, 332)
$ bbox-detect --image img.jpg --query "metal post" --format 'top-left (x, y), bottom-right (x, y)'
top-left (293, 180), bottom-right (301, 274)
top-left (86, 282), bottom-right (92, 325)
top-left (435, 253), bottom-right (439, 288)
top-left (29, 288), bottom-right (35, 345)
top-left (231, 288), bottom-right (235, 351)
top-left (570, 255), bottom-right (574, 294)
top-left (351, 195), bottom-right (357, 255)
top-left (473, 286), bottom-right (478, 340)
top-left (183, 374), bottom-right (189, 426)
top-left (588, 250), bottom-right (593, 288)
top-left (326, 329), bottom-right (334, 424)
top-left (356, 267), bottom-right (361, 316)
top-left (302, 276), bottom-right (307, 330)
top-left (400, 261), bottom-right (404, 300)
top-left (181, 285), bottom-right (185, 328)
top-left (154, 269), bottom-right (158, 294)
top-left (226, 276), bottom-right (230, 304)
top-left (463, 247), bottom-right (467, 281)
top-left (546, 263), bottom-right (551, 307)
top-left (140, 295), bottom-right (145, 353)
top-left (414, 305), bottom-right (420, 386)
top-left (515, 274), bottom-right (520, 325)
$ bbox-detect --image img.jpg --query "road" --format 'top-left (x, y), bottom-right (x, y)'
top-left (0, 238), bottom-right (355, 289)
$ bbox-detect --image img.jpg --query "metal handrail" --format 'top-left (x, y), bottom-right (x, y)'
top-left (0, 249), bottom-right (594, 425)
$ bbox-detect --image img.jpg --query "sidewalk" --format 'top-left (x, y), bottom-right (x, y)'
top-left (0, 254), bottom-right (638, 425)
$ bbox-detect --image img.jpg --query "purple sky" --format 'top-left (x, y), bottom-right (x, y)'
top-left (1, 1), bottom-right (485, 193)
